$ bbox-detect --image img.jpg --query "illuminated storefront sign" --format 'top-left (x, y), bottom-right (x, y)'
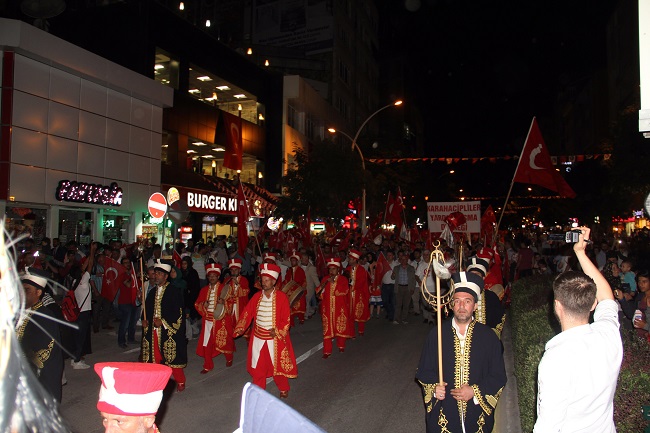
top-left (56, 180), bottom-right (123, 206)
top-left (164, 186), bottom-right (237, 215)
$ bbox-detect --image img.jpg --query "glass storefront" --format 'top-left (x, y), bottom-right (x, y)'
top-left (58, 209), bottom-right (93, 247)
top-left (5, 205), bottom-right (48, 246)
top-left (102, 213), bottom-right (131, 244)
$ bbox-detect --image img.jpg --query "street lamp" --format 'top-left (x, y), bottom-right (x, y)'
top-left (328, 100), bottom-right (403, 232)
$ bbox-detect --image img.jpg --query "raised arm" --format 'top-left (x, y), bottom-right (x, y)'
top-left (573, 227), bottom-right (613, 302)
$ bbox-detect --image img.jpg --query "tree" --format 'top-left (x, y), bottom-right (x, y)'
top-left (275, 141), bottom-right (364, 221)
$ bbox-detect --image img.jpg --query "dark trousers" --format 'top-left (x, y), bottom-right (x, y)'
top-left (92, 294), bottom-right (112, 330)
top-left (73, 310), bottom-right (92, 361)
top-left (117, 304), bottom-right (139, 345)
top-left (381, 283), bottom-right (396, 321)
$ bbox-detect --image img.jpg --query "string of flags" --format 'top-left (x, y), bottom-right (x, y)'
top-left (366, 154), bottom-right (611, 165)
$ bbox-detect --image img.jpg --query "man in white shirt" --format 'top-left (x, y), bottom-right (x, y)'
top-left (300, 252), bottom-right (320, 318)
top-left (534, 227), bottom-right (623, 433)
top-left (410, 248), bottom-right (427, 316)
top-left (380, 250), bottom-right (398, 321)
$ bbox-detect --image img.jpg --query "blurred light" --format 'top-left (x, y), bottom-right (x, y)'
top-left (425, 196), bottom-right (429, 200)
top-left (258, 113), bottom-right (264, 120)
top-left (264, 59), bottom-right (270, 66)
top-left (179, 2), bottom-right (184, 10)
top-left (237, 104), bottom-right (242, 111)
top-left (237, 170), bottom-right (242, 174)
top-left (197, 76), bottom-right (212, 81)
top-left (216, 86), bottom-right (230, 91)
top-left (234, 94), bottom-right (246, 98)
top-left (258, 172), bottom-right (263, 179)
top-left (527, 187), bottom-right (532, 191)
top-left (154, 64), bottom-right (165, 70)
top-left (211, 161), bottom-right (216, 168)
top-left (394, 100), bottom-right (403, 106)
top-left (412, 206), bottom-right (416, 210)
top-left (205, 19), bottom-right (211, 27)
top-left (247, 48), bottom-right (253, 55)
top-left (328, 128), bottom-right (336, 133)
top-left (449, 170), bottom-right (455, 174)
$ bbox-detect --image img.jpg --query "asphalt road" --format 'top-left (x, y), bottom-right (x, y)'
top-left (59, 313), bottom-right (432, 433)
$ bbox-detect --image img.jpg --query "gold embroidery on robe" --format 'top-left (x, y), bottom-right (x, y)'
top-left (438, 408), bottom-right (451, 433)
top-left (32, 339), bottom-right (55, 369)
top-left (141, 338), bottom-right (151, 362)
top-left (215, 322), bottom-right (228, 347)
top-left (163, 336), bottom-right (177, 361)
top-left (280, 346), bottom-right (293, 372)
top-left (418, 380), bottom-right (436, 413)
top-left (336, 308), bottom-right (348, 333)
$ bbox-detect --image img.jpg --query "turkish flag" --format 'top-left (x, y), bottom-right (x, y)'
top-left (481, 205), bottom-right (497, 246)
top-left (172, 249), bottom-right (182, 269)
top-left (513, 118), bottom-right (576, 198)
top-left (222, 111), bottom-right (243, 171)
top-left (373, 252), bottom-right (392, 290)
top-left (386, 188), bottom-right (404, 226)
top-left (237, 182), bottom-right (251, 257)
top-left (102, 257), bottom-right (127, 302)
top-left (315, 244), bottom-right (327, 279)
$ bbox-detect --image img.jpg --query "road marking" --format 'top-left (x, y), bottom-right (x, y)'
top-left (267, 342), bottom-right (323, 385)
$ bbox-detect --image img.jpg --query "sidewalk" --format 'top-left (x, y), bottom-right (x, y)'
top-left (494, 316), bottom-right (523, 433)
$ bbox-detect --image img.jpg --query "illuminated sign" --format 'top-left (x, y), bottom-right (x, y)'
top-left (56, 180), bottom-right (123, 206)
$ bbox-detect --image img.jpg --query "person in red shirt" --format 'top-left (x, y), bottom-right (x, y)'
top-left (117, 257), bottom-right (138, 349)
top-left (283, 251), bottom-right (307, 327)
top-left (317, 258), bottom-right (354, 358)
top-left (346, 249), bottom-right (370, 336)
top-left (195, 264), bottom-right (236, 372)
top-left (223, 258), bottom-right (250, 325)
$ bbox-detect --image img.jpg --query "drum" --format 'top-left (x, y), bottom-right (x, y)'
top-left (288, 286), bottom-right (306, 307)
top-left (487, 283), bottom-right (505, 301)
top-left (281, 280), bottom-right (304, 307)
top-left (213, 303), bottom-right (226, 320)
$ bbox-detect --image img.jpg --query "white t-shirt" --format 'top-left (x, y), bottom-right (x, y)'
top-left (534, 299), bottom-right (622, 433)
top-left (74, 272), bottom-right (92, 312)
top-left (381, 260), bottom-right (398, 285)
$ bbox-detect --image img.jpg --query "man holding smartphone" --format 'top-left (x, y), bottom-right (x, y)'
top-left (534, 227), bottom-right (623, 432)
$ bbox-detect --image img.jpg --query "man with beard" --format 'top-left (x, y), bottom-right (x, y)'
top-left (233, 263), bottom-right (297, 398)
top-left (141, 261), bottom-right (187, 392)
top-left (416, 272), bottom-right (506, 433)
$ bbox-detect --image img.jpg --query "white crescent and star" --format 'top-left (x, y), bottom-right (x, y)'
top-left (529, 143), bottom-right (544, 170)
top-left (105, 267), bottom-right (118, 284)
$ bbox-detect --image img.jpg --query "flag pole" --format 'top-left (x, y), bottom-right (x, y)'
top-left (496, 117), bottom-right (536, 233)
top-left (383, 191), bottom-right (391, 226)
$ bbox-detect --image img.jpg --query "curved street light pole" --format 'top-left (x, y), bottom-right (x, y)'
top-left (329, 100), bottom-right (403, 233)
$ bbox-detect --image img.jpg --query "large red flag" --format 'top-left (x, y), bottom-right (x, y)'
top-left (513, 118), bottom-right (576, 198)
top-left (373, 252), bottom-right (392, 290)
top-left (222, 111), bottom-right (243, 171)
top-left (237, 182), bottom-right (250, 257)
top-left (172, 249), bottom-right (182, 269)
top-left (315, 244), bottom-right (327, 279)
top-left (386, 188), bottom-right (404, 226)
top-left (101, 257), bottom-right (127, 302)
top-left (481, 205), bottom-right (497, 246)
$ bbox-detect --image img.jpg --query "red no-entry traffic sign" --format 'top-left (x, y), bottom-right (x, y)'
top-left (148, 193), bottom-right (168, 219)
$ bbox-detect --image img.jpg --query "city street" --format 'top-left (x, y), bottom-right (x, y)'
top-left (59, 312), bottom-right (521, 433)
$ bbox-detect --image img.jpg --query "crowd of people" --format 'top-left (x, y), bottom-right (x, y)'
top-left (10, 225), bottom-right (649, 432)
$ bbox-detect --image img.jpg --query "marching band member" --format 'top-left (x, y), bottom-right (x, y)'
top-left (317, 258), bottom-right (354, 358)
top-left (195, 263), bottom-right (236, 373)
top-left (283, 251), bottom-right (307, 327)
top-left (346, 249), bottom-right (371, 336)
top-left (233, 263), bottom-right (297, 398)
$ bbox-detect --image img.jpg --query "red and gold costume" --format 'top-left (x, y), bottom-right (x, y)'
top-left (233, 263), bottom-right (297, 394)
top-left (223, 274), bottom-right (250, 323)
top-left (195, 264), bottom-right (235, 371)
top-left (318, 272), bottom-right (354, 356)
top-left (283, 264), bottom-right (307, 325)
top-left (347, 263), bottom-right (370, 335)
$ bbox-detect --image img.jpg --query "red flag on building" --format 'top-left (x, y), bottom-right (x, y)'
top-left (237, 182), bottom-right (250, 257)
top-left (386, 188), bottom-right (404, 226)
top-left (222, 111), bottom-right (243, 171)
top-left (101, 257), bottom-right (127, 302)
top-left (513, 118), bottom-right (576, 198)
top-left (373, 252), bottom-right (392, 291)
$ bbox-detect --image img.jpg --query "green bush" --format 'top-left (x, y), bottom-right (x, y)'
top-left (510, 276), bottom-right (650, 433)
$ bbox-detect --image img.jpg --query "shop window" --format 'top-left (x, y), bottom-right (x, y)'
top-left (59, 210), bottom-right (93, 247)
top-left (102, 214), bottom-right (130, 244)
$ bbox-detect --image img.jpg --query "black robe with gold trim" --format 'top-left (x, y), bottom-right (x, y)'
top-left (475, 290), bottom-right (506, 339)
top-left (141, 282), bottom-right (187, 368)
top-left (16, 301), bottom-right (63, 402)
top-left (416, 319), bottom-right (506, 433)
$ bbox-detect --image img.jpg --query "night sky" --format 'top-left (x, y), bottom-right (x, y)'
top-left (379, 0), bottom-right (619, 156)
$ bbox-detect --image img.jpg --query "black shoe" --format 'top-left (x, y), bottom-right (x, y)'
top-left (119, 343), bottom-right (128, 349)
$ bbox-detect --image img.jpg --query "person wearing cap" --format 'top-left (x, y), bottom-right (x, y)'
top-left (253, 251), bottom-right (277, 293)
top-left (283, 251), bottom-right (307, 327)
top-left (141, 260), bottom-right (188, 392)
top-left (195, 263), bottom-right (236, 372)
top-left (466, 257), bottom-right (506, 338)
top-left (416, 271), bottom-right (507, 433)
top-left (95, 362), bottom-right (172, 433)
top-left (316, 258), bottom-right (354, 358)
top-left (345, 249), bottom-right (370, 336)
top-left (18, 271), bottom-right (64, 402)
top-left (223, 258), bottom-right (250, 324)
top-left (233, 262), bottom-right (297, 398)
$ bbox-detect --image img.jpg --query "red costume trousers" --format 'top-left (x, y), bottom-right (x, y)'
top-left (153, 331), bottom-right (186, 385)
top-left (252, 341), bottom-right (289, 392)
top-left (355, 321), bottom-right (365, 335)
top-left (323, 336), bottom-right (347, 354)
top-left (201, 336), bottom-right (233, 370)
